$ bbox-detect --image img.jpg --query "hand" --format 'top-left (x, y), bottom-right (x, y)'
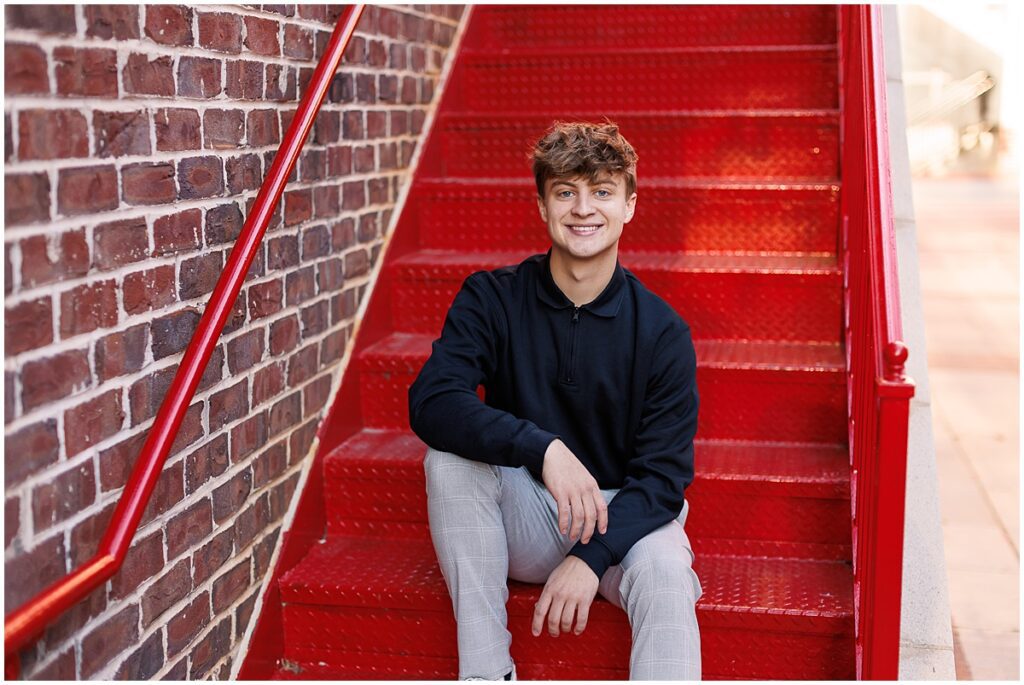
top-left (541, 439), bottom-right (608, 544)
top-left (531, 556), bottom-right (600, 637)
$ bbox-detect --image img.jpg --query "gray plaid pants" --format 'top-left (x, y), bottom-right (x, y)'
top-left (424, 447), bottom-right (703, 680)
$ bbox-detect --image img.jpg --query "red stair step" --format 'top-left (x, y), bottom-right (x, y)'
top-left (388, 249), bottom-right (843, 342)
top-left (427, 111), bottom-right (839, 180)
top-left (410, 178), bottom-right (841, 254)
top-left (324, 429), bottom-right (851, 559)
top-left (355, 332), bottom-right (846, 443)
top-left (451, 46), bottom-right (839, 111)
top-left (465, 5), bottom-right (837, 50)
top-left (278, 536), bottom-right (854, 679)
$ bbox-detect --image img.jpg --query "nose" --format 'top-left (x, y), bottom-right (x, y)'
top-left (571, 193), bottom-right (594, 217)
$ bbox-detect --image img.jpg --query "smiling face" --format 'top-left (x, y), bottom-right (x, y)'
top-left (537, 172), bottom-right (637, 265)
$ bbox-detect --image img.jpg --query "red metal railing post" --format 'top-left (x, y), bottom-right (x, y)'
top-left (4, 5), bottom-right (365, 672)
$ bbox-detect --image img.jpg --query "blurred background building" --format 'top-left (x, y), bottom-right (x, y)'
top-left (897, 2), bottom-right (1020, 680)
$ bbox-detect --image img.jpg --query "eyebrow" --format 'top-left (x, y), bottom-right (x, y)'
top-left (550, 178), bottom-right (616, 189)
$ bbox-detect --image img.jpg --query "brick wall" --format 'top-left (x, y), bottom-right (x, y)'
top-left (3, 4), bottom-right (464, 679)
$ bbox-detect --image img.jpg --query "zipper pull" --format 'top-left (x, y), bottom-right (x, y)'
top-left (572, 306), bottom-right (580, 322)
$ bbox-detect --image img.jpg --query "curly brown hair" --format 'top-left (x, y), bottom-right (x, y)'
top-left (531, 120), bottom-right (638, 198)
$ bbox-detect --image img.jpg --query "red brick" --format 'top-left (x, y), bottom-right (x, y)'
top-left (107, 528), bottom-right (164, 599)
top-left (127, 365), bottom-right (173, 426)
top-left (285, 266), bottom-right (315, 306)
top-left (167, 499), bottom-right (213, 560)
top-left (191, 527), bottom-right (233, 586)
top-left (234, 590), bottom-right (258, 641)
top-left (123, 265), bottom-right (176, 315)
top-left (327, 145), bottom-right (352, 176)
top-left (328, 72), bottom-right (353, 103)
top-left (355, 73), bottom-right (376, 104)
top-left (185, 434), bottom-right (229, 495)
top-left (190, 616), bottom-right (232, 680)
top-left (345, 248), bottom-right (370, 278)
top-left (303, 374), bottom-right (332, 418)
top-left (151, 307), bottom-right (201, 360)
top-left (98, 432), bottom-right (146, 492)
top-left (169, 401), bottom-right (206, 457)
top-left (411, 109), bottom-right (426, 134)
top-left (316, 257), bottom-right (344, 293)
top-left (140, 559), bottom-right (190, 629)
top-left (17, 109), bottom-right (86, 160)
top-left (114, 630), bottom-right (164, 680)
top-left (155, 107), bottom-right (200, 151)
top-left (57, 165), bottom-right (118, 216)
top-left (299, 149), bottom-right (326, 182)
top-left (234, 492), bottom-right (270, 548)
top-left (353, 144), bottom-right (374, 173)
top-left (177, 155), bottom-right (224, 199)
top-left (230, 411), bottom-right (267, 463)
top-left (368, 177), bottom-right (389, 204)
top-left (94, 110), bottom-right (150, 158)
top-left (4, 44), bottom-right (48, 95)
top-left (246, 109), bottom-right (279, 147)
top-left (227, 328), bottom-right (265, 374)
top-left (320, 328), bottom-right (346, 366)
top-left (300, 300), bottom-right (328, 339)
top-left (253, 441), bottom-right (288, 490)
top-left (20, 349), bottom-right (90, 413)
top-left (265, 63), bottom-right (296, 101)
top-left (313, 111), bottom-right (339, 146)
top-left (358, 212), bottom-right (380, 242)
top-left (209, 379), bottom-right (248, 430)
top-left (283, 23), bottom-right (313, 59)
top-left (212, 467), bottom-right (252, 523)
top-left (123, 53), bottom-right (175, 96)
top-left (85, 5), bottom-right (140, 40)
top-left (144, 4), bottom-right (193, 46)
top-left (367, 38), bottom-right (387, 68)
top-left (31, 461), bottom-right (95, 532)
top-left (179, 251), bottom-right (224, 300)
top-left (198, 11), bottom-right (242, 53)
top-left (248, 278), bottom-right (282, 320)
top-left (268, 391), bottom-right (301, 436)
top-left (226, 153), bottom-right (262, 194)
top-left (54, 47), bottom-right (117, 96)
top-left (204, 202), bottom-right (244, 246)
top-left (5, 296), bottom-right (53, 355)
top-left (390, 110), bottom-right (408, 136)
top-left (267, 234), bottom-right (299, 271)
top-left (4, 534), bottom-right (66, 617)
top-left (178, 56), bottom-right (221, 98)
top-left (95, 323), bottom-right (148, 382)
top-left (203, 109), bottom-right (244, 149)
top-left (244, 16), bottom-right (280, 56)
top-left (225, 60), bottom-right (264, 100)
top-left (212, 558), bottom-right (250, 613)
top-left (342, 111), bottom-right (363, 139)
top-left (252, 362), bottom-right (284, 407)
top-left (154, 208), bottom-right (202, 256)
top-left (63, 389), bottom-right (124, 456)
top-left (6, 5), bottom-right (76, 33)
top-left (341, 180), bottom-right (365, 210)
top-left (4, 420), bottom-right (59, 487)
top-left (5, 495), bottom-right (19, 549)
top-left (139, 460), bottom-right (185, 527)
top-left (81, 605), bottom-right (139, 678)
top-left (283, 189), bottom-right (312, 226)
top-left (59, 279), bottom-right (118, 339)
top-left (93, 217), bottom-right (149, 269)
top-left (286, 343), bottom-right (318, 386)
top-left (379, 141), bottom-right (398, 170)
top-left (313, 185), bottom-right (340, 218)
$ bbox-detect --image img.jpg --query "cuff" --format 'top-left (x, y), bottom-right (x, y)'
top-left (568, 538), bottom-right (615, 581)
top-left (517, 427), bottom-right (559, 473)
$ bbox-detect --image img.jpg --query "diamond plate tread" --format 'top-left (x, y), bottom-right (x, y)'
top-left (327, 429), bottom-right (848, 499)
top-left (453, 46), bottom-right (839, 111)
top-left (388, 249), bottom-right (842, 341)
top-left (429, 111), bottom-right (839, 180)
top-left (466, 5), bottom-right (837, 50)
top-left (280, 536), bottom-right (853, 633)
top-left (411, 179), bottom-right (840, 254)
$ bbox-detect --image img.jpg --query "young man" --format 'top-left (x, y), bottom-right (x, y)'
top-left (408, 122), bottom-right (702, 680)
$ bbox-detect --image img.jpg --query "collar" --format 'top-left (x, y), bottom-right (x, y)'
top-left (535, 248), bottom-right (627, 318)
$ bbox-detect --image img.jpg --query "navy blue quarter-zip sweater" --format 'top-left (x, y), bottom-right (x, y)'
top-left (408, 249), bottom-right (699, 581)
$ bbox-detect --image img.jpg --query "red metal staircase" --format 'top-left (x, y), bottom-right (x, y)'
top-left (240, 5), bottom-right (899, 680)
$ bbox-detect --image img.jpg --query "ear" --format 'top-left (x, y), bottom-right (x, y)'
top-left (537, 195), bottom-right (548, 222)
top-left (624, 192), bottom-right (637, 223)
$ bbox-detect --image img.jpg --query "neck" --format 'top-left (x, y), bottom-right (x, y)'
top-left (549, 249), bottom-right (618, 306)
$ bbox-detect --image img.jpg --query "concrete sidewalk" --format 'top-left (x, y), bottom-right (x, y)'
top-left (912, 174), bottom-right (1020, 680)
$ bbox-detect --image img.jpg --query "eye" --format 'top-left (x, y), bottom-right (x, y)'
top-left (557, 190), bottom-right (574, 199)
top-left (595, 189), bottom-right (611, 198)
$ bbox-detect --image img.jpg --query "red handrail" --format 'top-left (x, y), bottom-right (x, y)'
top-left (4, 5), bottom-right (365, 675)
top-left (837, 5), bottom-right (916, 679)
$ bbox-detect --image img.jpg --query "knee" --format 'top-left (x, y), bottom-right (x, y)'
top-left (620, 554), bottom-right (701, 605)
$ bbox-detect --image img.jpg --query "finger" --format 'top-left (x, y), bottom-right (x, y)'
top-left (569, 493), bottom-right (585, 540)
top-left (560, 598), bottom-right (577, 634)
top-left (574, 598), bottom-right (592, 635)
top-left (596, 494), bottom-right (609, 534)
top-left (557, 495), bottom-right (570, 535)
top-left (580, 493), bottom-right (597, 544)
top-left (532, 591), bottom-right (552, 637)
top-left (548, 597), bottom-right (566, 636)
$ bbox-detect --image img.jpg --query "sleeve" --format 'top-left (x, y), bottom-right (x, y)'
top-left (408, 272), bottom-right (560, 472)
top-left (567, 322), bottom-right (699, 580)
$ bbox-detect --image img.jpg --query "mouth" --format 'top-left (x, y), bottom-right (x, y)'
top-left (566, 224), bottom-right (603, 236)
